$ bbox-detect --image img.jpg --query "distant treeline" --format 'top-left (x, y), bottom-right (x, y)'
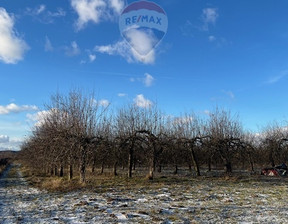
top-left (0, 151), bottom-right (17, 176)
top-left (0, 151), bottom-right (17, 163)
top-left (19, 90), bottom-right (288, 182)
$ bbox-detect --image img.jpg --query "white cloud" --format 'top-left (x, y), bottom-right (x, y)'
top-left (0, 135), bottom-right (9, 143)
top-left (44, 36), bottom-right (53, 52)
top-left (71, 0), bottom-right (106, 30)
top-left (26, 110), bottom-right (50, 127)
top-left (47, 8), bottom-right (66, 18)
top-left (0, 103), bottom-right (38, 115)
top-left (0, 136), bottom-right (22, 151)
top-left (95, 40), bottom-right (134, 62)
top-left (118, 93), bottom-right (127, 97)
top-left (222, 90), bottom-right (235, 99)
top-left (202, 8), bottom-right (218, 30)
top-left (0, 8), bottom-right (29, 64)
top-left (71, 0), bottom-right (125, 30)
top-left (99, 99), bottom-right (110, 107)
top-left (89, 54), bottom-right (96, 62)
top-left (25, 5), bottom-right (66, 23)
top-left (92, 99), bottom-right (110, 107)
top-left (266, 70), bottom-right (288, 84)
top-left (133, 94), bottom-right (153, 108)
top-left (27, 109), bottom-right (70, 128)
top-left (129, 73), bottom-right (155, 87)
top-left (143, 73), bottom-right (154, 87)
top-left (208, 35), bottom-right (216, 42)
top-left (109, 0), bottom-right (124, 14)
top-left (125, 28), bottom-right (157, 58)
top-left (65, 41), bottom-right (80, 56)
top-left (25, 5), bottom-right (46, 15)
top-left (95, 39), bottom-right (155, 64)
top-left (173, 116), bottom-right (193, 125)
top-left (36, 5), bottom-right (46, 15)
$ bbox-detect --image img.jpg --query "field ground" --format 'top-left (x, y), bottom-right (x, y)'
top-left (1, 164), bottom-right (288, 223)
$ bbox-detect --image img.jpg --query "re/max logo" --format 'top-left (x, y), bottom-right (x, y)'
top-left (125, 15), bottom-right (162, 25)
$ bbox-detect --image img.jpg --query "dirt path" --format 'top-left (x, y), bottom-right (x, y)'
top-left (0, 164), bottom-right (48, 223)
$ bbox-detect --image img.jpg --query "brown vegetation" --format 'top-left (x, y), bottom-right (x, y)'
top-left (18, 90), bottom-right (288, 189)
top-left (0, 150), bottom-right (17, 176)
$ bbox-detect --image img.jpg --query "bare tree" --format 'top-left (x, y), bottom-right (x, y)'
top-left (261, 122), bottom-right (288, 167)
top-left (206, 108), bottom-right (244, 173)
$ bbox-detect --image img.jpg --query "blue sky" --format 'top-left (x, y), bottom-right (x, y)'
top-left (1, 0), bottom-right (288, 150)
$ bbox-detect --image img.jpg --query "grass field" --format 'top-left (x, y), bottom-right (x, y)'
top-left (1, 164), bottom-right (288, 223)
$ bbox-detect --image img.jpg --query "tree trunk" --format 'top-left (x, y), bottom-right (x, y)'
top-left (113, 161), bottom-right (118, 176)
top-left (50, 166), bottom-right (54, 176)
top-left (101, 161), bottom-right (104, 174)
top-left (269, 149), bottom-right (275, 167)
top-left (157, 165), bottom-right (162, 173)
top-left (92, 156), bottom-right (97, 173)
top-left (80, 146), bottom-right (87, 183)
top-left (190, 147), bottom-right (201, 176)
top-left (174, 165), bottom-right (178, 174)
top-left (248, 153), bottom-right (254, 172)
top-left (128, 146), bottom-right (134, 178)
top-left (80, 163), bottom-right (86, 183)
top-left (147, 157), bottom-right (156, 180)
top-left (225, 161), bottom-right (232, 173)
top-left (208, 157), bottom-right (212, 171)
top-left (69, 164), bottom-right (73, 180)
top-left (59, 165), bottom-right (64, 177)
top-left (54, 165), bottom-right (58, 176)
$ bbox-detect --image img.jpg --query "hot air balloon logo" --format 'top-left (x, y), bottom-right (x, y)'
top-left (119, 1), bottom-right (168, 56)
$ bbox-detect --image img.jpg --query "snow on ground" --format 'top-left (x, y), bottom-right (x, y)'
top-left (1, 165), bottom-right (288, 223)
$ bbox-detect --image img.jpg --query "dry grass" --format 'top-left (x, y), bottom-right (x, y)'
top-left (4, 164), bottom-right (288, 223)
top-left (21, 165), bottom-right (288, 193)
top-left (0, 165), bottom-right (5, 176)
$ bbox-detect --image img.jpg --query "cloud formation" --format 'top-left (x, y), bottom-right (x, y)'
top-left (172, 116), bottom-right (193, 125)
top-left (0, 8), bottom-right (29, 64)
top-left (143, 73), bottom-right (154, 87)
top-left (0, 136), bottom-right (23, 151)
top-left (25, 5), bottom-right (66, 23)
top-left (222, 90), bottom-right (235, 99)
top-left (0, 103), bottom-right (38, 115)
top-left (71, 0), bottom-right (124, 30)
top-left (208, 35), bottom-right (216, 42)
top-left (0, 135), bottom-right (9, 143)
top-left (129, 73), bottom-right (155, 87)
top-left (89, 54), bottom-right (96, 62)
top-left (26, 110), bottom-right (50, 127)
top-left (266, 70), bottom-right (288, 84)
top-left (118, 93), bottom-right (127, 97)
top-left (44, 36), bottom-right (54, 52)
top-left (91, 99), bottom-right (110, 108)
top-left (94, 39), bottom-right (155, 64)
top-left (36, 5), bottom-right (46, 15)
top-left (124, 28), bottom-right (157, 57)
top-left (134, 94), bottom-right (153, 108)
top-left (109, 0), bottom-right (125, 15)
top-left (98, 99), bottom-right (110, 107)
top-left (202, 8), bottom-right (218, 30)
top-left (65, 41), bottom-right (81, 56)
